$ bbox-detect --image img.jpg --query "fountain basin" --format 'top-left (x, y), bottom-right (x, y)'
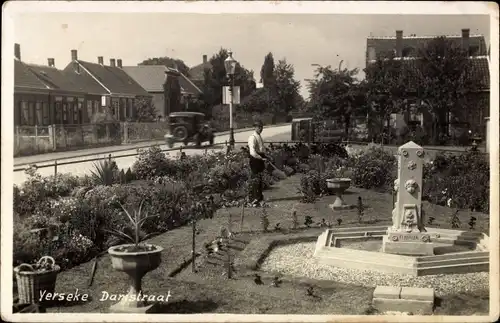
top-left (314, 226), bottom-right (489, 276)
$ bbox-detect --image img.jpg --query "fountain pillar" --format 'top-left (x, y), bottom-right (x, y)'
top-left (382, 141), bottom-right (434, 256)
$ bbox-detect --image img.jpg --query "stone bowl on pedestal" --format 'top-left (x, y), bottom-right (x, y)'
top-left (108, 244), bottom-right (163, 313)
top-left (326, 178), bottom-right (355, 210)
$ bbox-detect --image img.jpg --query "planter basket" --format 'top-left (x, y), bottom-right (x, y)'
top-left (14, 256), bottom-right (60, 304)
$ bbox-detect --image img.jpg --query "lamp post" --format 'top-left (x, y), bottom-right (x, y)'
top-left (224, 51), bottom-right (237, 149)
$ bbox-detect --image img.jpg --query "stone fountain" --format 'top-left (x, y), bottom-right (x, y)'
top-left (313, 141), bottom-right (490, 276)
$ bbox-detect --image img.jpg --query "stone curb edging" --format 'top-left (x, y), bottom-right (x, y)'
top-left (372, 286), bottom-right (435, 315)
top-left (13, 123), bottom-right (291, 167)
top-left (234, 229), bottom-right (324, 271)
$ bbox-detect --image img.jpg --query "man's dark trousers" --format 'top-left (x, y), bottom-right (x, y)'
top-left (249, 153), bottom-right (266, 202)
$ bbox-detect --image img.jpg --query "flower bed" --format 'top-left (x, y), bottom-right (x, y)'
top-left (13, 142), bottom-right (490, 271)
top-left (297, 144), bottom-right (490, 215)
top-left (13, 144), bottom-right (306, 270)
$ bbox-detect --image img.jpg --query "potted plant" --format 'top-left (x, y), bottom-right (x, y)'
top-left (106, 200), bottom-right (163, 313)
top-left (14, 256), bottom-right (60, 305)
top-left (326, 166), bottom-right (355, 210)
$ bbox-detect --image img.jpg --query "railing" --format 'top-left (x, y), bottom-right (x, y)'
top-left (14, 119), bottom-right (290, 157)
top-left (12, 140), bottom-right (307, 174)
top-left (13, 139), bottom-right (485, 176)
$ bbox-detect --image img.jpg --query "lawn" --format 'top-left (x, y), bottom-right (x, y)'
top-left (38, 174), bottom-right (490, 315)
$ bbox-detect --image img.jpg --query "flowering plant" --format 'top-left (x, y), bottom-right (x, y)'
top-left (104, 200), bottom-right (159, 251)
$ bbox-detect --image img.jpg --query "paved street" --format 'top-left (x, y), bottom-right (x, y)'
top-left (12, 125), bottom-right (292, 186)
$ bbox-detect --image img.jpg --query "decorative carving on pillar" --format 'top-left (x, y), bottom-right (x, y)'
top-left (404, 179), bottom-right (418, 194)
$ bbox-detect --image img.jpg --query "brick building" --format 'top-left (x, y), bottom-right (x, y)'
top-left (365, 29), bottom-right (490, 138)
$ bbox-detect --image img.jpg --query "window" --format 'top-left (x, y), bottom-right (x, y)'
top-left (94, 100), bottom-right (101, 114)
top-left (62, 102), bottom-right (68, 124)
top-left (28, 102), bottom-right (35, 126)
top-left (21, 101), bottom-right (29, 125)
top-left (469, 46), bottom-right (479, 56)
top-left (42, 102), bottom-right (49, 125)
top-left (402, 47), bottom-right (415, 57)
top-left (35, 102), bottom-right (43, 125)
top-left (86, 100), bottom-right (93, 123)
top-left (127, 99), bottom-right (133, 120)
top-left (121, 98), bottom-right (126, 121)
top-left (111, 100), bottom-right (119, 117)
top-left (76, 99), bottom-right (84, 123)
top-left (55, 102), bottom-right (62, 124)
top-left (67, 97), bottom-right (74, 124)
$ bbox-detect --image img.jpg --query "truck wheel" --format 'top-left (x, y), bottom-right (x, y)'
top-left (173, 126), bottom-right (188, 141)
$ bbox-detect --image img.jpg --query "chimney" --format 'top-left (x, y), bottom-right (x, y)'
top-left (203, 54), bottom-right (207, 64)
top-left (71, 49), bottom-right (80, 73)
top-left (461, 28), bottom-right (470, 55)
top-left (14, 43), bottom-right (21, 60)
top-left (396, 30), bottom-right (403, 57)
top-left (48, 58), bottom-right (55, 67)
top-left (367, 46), bottom-right (376, 61)
top-left (110, 59), bottom-right (116, 67)
top-left (117, 59), bottom-right (122, 68)
top-left (98, 56), bottom-right (104, 65)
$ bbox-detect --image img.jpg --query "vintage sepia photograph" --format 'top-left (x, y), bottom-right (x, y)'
top-left (1, 1), bottom-right (498, 322)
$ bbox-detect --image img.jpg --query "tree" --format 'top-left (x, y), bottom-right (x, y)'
top-left (260, 52), bottom-right (276, 89)
top-left (139, 57), bottom-right (190, 77)
top-left (307, 64), bottom-right (362, 135)
top-left (134, 97), bottom-right (157, 122)
top-left (273, 59), bottom-right (302, 119)
top-left (201, 48), bottom-right (256, 108)
top-left (410, 36), bottom-right (481, 143)
top-left (363, 52), bottom-right (410, 141)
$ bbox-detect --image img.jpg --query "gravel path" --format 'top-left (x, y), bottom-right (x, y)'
top-left (260, 242), bottom-right (489, 297)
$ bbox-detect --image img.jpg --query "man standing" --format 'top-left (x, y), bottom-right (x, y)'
top-left (248, 119), bottom-right (268, 206)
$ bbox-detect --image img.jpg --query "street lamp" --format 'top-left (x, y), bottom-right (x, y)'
top-left (224, 51), bottom-right (237, 149)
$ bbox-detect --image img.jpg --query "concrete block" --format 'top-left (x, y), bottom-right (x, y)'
top-left (417, 262), bottom-right (489, 276)
top-left (400, 287), bottom-right (434, 301)
top-left (373, 286), bottom-right (401, 299)
top-left (382, 236), bottom-right (434, 256)
top-left (372, 298), bottom-right (433, 315)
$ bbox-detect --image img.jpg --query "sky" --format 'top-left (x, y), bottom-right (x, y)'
top-left (11, 12), bottom-right (490, 99)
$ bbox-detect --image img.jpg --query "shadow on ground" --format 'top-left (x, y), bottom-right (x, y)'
top-left (153, 299), bottom-right (219, 313)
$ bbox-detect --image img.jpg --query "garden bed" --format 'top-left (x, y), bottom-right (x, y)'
top-left (12, 141), bottom-right (491, 315)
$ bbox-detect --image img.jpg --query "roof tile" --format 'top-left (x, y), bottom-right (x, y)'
top-left (14, 59), bottom-right (49, 91)
top-left (25, 64), bottom-right (87, 94)
top-left (188, 62), bottom-right (211, 81)
top-left (123, 65), bottom-right (202, 95)
top-left (78, 60), bottom-right (150, 96)
top-left (367, 35), bottom-right (488, 59)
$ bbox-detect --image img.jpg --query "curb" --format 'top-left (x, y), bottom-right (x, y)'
top-left (14, 123), bottom-right (291, 167)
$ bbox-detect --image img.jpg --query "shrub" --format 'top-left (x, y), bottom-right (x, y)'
top-left (348, 147), bottom-right (396, 190)
top-left (299, 170), bottom-right (326, 203)
top-left (422, 152), bottom-right (489, 213)
top-left (132, 145), bottom-right (169, 179)
top-left (14, 171), bottom-right (81, 217)
top-left (310, 143), bottom-right (348, 159)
